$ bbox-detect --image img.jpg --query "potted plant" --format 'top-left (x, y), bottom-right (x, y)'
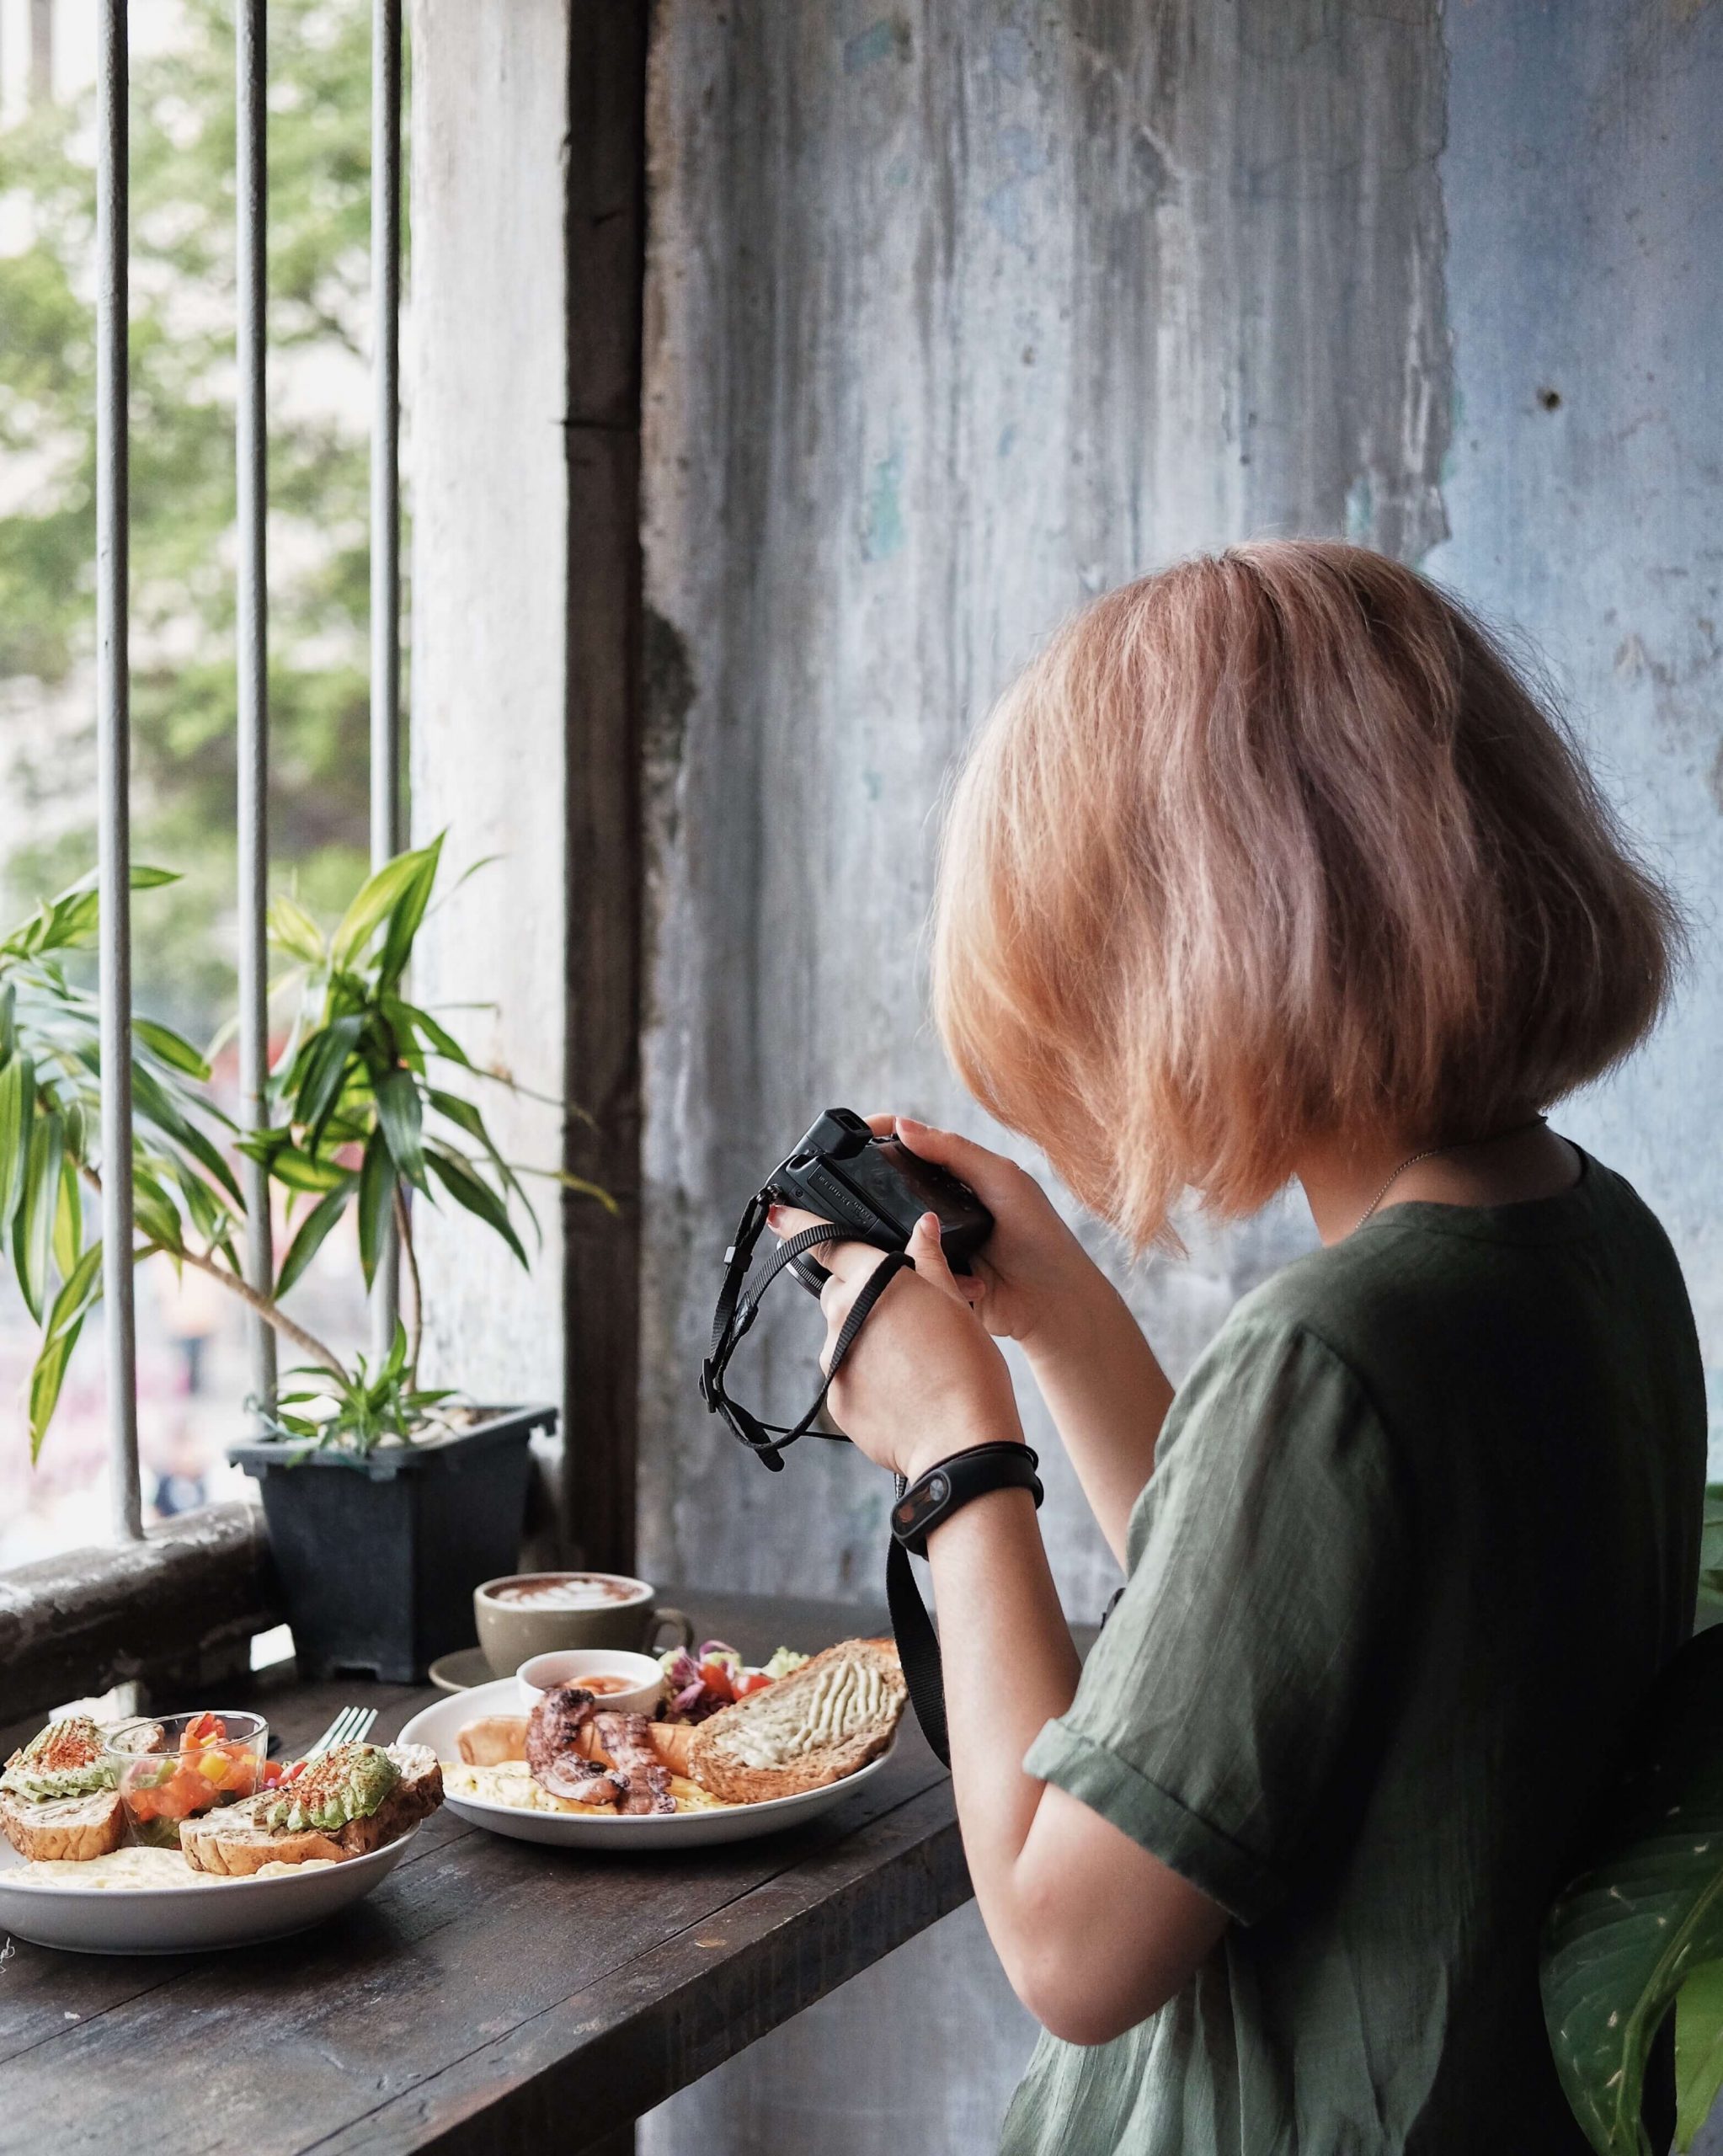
top-left (3, 839), bottom-right (609, 1679)
top-left (1539, 1497), bottom-right (1723, 2153)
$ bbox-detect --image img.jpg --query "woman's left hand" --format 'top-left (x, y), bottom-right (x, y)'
top-left (766, 1204), bottom-right (1024, 1483)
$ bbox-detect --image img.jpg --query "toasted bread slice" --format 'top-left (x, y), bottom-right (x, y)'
top-left (180, 1742), bottom-right (444, 1876)
top-left (179, 1812), bottom-right (349, 1872)
top-left (0, 1786), bottom-right (126, 1863)
top-left (687, 1637), bottom-right (905, 1804)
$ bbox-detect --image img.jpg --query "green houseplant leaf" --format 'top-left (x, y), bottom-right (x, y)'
top-left (355, 1127), bottom-right (397, 1289)
top-left (293, 1009), bottom-right (364, 1141)
top-left (426, 1139), bottom-right (529, 1268)
top-left (51, 1150), bottom-right (83, 1278)
top-left (0, 1050), bottom-right (33, 1237)
top-left (1543, 1625), bottom-right (1723, 2153)
top-left (375, 834), bottom-right (443, 989)
top-left (374, 1067), bottom-right (426, 1189)
top-left (330, 848), bottom-right (433, 969)
top-left (13, 1107), bottom-right (64, 1323)
top-left (265, 892), bottom-right (328, 968)
top-left (134, 1017), bottom-right (212, 1080)
top-left (29, 1241), bottom-right (104, 1462)
top-left (1677, 1959), bottom-right (1723, 2149)
top-left (275, 1180), bottom-right (355, 1299)
top-left (1697, 1488), bottom-right (1723, 1628)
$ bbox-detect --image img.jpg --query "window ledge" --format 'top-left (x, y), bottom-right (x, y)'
top-left (0, 1503), bottom-right (280, 1726)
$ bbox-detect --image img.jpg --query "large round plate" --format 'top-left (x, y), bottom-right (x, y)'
top-left (0, 1824), bottom-right (421, 1956)
top-left (400, 1679), bottom-right (894, 1849)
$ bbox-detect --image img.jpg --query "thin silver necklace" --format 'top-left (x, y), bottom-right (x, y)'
top-left (1352, 1114), bottom-right (1549, 1234)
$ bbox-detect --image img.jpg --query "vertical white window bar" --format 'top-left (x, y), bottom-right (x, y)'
top-left (95, 0), bottom-right (142, 1542)
top-left (236, 0), bottom-right (275, 1418)
top-left (370, 0), bottom-right (403, 1359)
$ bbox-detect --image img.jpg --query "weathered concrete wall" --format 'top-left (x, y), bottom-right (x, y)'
top-left (1428, 0), bottom-right (1723, 1470)
top-left (637, 0), bottom-right (1449, 1630)
top-left (637, 3), bottom-right (1448, 2149)
top-left (407, 0), bottom-right (569, 1415)
top-left (1428, 16), bottom-right (1723, 2133)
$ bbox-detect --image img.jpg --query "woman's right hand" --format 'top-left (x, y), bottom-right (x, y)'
top-left (869, 1114), bottom-right (1112, 1354)
top-left (876, 1115), bottom-right (1171, 1565)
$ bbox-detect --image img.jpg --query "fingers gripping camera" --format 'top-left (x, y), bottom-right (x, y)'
top-left (700, 1107), bottom-right (994, 1469)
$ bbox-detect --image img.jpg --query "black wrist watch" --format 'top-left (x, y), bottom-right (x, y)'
top-left (890, 1442), bottom-right (1043, 1559)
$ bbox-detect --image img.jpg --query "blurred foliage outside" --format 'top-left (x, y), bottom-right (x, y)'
top-left (0, 0), bottom-right (398, 1040)
top-left (0, 0), bottom-right (403, 1557)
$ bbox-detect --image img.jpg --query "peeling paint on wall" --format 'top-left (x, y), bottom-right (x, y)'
top-left (861, 443), bottom-right (906, 560)
top-left (637, 15), bottom-right (1450, 2149)
top-left (637, 0), bottom-right (1451, 1630)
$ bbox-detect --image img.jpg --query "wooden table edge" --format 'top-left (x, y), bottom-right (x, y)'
top-left (300, 1780), bottom-right (968, 2155)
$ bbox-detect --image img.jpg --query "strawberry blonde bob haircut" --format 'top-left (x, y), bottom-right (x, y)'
top-left (932, 540), bottom-right (1682, 1250)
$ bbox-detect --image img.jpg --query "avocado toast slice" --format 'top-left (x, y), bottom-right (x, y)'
top-left (0, 1716), bottom-right (126, 1861)
top-left (180, 1741), bottom-right (442, 1876)
top-left (686, 1637), bottom-right (905, 1804)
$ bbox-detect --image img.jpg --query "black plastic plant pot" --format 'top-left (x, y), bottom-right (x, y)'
top-left (229, 1406), bottom-right (552, 1684)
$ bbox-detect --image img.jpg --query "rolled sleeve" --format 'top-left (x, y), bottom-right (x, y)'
top-left (1025, 1716), bottom-right (1283, 1922)
top-left (1025, 1321), bottom-right (1409, 1926)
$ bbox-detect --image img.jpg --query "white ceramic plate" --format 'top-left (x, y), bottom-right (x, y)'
top-left (0, 1823), bottom-right (421, 1956)
top-left (400, 1679), bottom-right (894, 1849)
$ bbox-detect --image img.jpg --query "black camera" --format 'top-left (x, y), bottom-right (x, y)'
top-left (701, 1107), bottom-right (994, 1470)
top-left (766, 1108), bottom-right (994, 1292)
top-left (701, 1108), bottom-right (997, 1767)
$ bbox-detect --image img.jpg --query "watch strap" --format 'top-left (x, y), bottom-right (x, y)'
top-left (890, 1442), bottom-right (1042, 1560)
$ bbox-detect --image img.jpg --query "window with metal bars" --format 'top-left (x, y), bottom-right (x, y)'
top-left (0, 0), bottom-right (406, 1553)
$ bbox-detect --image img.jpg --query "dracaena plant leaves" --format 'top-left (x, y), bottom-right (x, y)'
top-left (263, 835), bottom-right (573, 1326)
top-left (7, 840), bottom-right (610, 1462)
top-left (1543, 1620), bottom-right (1723, 2154)
top-left (0, 866), bottom-right (237, 1454)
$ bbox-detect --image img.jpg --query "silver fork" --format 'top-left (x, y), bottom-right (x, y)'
top-left (302, 1705), bottom-right (378, 1758)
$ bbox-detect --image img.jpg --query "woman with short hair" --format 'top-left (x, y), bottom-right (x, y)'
top-left (771, 541), bottom-right (1702, 2153)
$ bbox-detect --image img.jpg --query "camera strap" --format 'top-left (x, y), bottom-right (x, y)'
top-left (885, 1511), bottom-right (950, 1764)
top-left (702, 1193), bottom-right (953, 1762)
top-left (702, 1196), bottom-right (917, 1465)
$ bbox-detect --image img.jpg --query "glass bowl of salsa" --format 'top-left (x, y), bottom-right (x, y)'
top-left (104, 1710), bottom-right (272, 1848)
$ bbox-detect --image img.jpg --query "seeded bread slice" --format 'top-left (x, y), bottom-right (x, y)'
top-left (687, 1637), bottom-right (906, 1805)
top-left (180, 1743), bottom-right (443, 1876)
top-left (0, 1786), bottom-right (126, 1864)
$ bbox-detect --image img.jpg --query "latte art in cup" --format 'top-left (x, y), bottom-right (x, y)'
top-left (474, 1571), bottom-right (694, 1682)
top-left (484, 1575), bottom-right (641, 1609)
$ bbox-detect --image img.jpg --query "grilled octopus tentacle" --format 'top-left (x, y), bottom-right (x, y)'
top-left (539, 1754), bottom-right (627, 1805)
top-left (526, 1684), bottom-right (626, 1806)
top-left (595, 1710), bottom-right (676, 1815)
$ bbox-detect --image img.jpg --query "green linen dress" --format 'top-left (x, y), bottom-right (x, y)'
top-left (1001, 1150), bottom-right (1704, 2154)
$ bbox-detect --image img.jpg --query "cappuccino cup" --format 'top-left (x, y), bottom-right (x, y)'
top-left (474, 1570), bottom-right (694, 1680)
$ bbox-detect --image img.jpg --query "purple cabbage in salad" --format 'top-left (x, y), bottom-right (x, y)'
top-left (657, 1639), bottom-right (809, 1721)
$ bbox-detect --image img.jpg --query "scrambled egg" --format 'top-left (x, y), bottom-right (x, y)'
top-left (445, 1761), bottom-right (723, 1815)
top-left (16, 1846), bottom-right (336, 1889)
